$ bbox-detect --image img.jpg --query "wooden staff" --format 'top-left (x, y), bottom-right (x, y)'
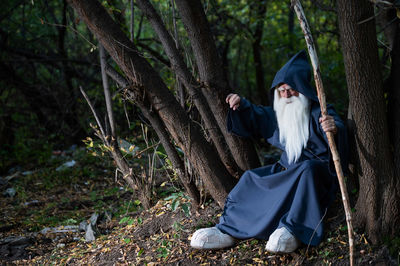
top-left (291, 1), bottom-right (354, 265)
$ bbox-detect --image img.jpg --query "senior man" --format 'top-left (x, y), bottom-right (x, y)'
top-left (190, 51), bottom-right (348, 253)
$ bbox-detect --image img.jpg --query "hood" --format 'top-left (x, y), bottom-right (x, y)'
top-left (270, 50), bottom-right (318, 103)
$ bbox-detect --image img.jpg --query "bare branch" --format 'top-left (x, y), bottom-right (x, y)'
top-left (79, 86), bottom-right (107, 143)
top-left (135, 42), bottom-right (171, 67)
top-left (99, 44), bottom-right (116, 137)
top-left (369, 0), bottom-right (395, 7)
top-left (105, 64), bottom-right (129, 88)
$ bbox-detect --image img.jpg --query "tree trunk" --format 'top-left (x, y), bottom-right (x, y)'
top-left (170, 0), bottom-right (186, 108)
top-left (386, 15), bottom-right (400, 233)
top-left (250, 0), bottom-right (268, 105)
top-left (105, 64), bottom-right (201, 208)
top-left (174, 0), bottom-right (260, 171)
top-left (135, 0), bottom-right (240, 177)
top-left (99, 44), bottom-right (116, 136)
top-left (67, 0), bottom-right (235, 208)
top-left (58, 0), bottom-right (86, 140)
top-left (138, 101), bottom-right (201, 209)
top-left (337, 0), bottom-right (398, 243)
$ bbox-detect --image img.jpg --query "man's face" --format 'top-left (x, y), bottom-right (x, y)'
top-left (274, 83), bottom-right (311, 164)
top-left (277, 83), bottom-right (299, 99)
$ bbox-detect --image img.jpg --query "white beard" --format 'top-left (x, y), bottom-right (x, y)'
top-left (273, 89), bottom-right (311, 164)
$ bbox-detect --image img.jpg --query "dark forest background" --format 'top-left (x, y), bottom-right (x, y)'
top-left (0, 0), bottom-right (348, 172)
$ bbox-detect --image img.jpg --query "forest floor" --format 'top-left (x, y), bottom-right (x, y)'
top-left (0, 146), bottom-right (399, 265)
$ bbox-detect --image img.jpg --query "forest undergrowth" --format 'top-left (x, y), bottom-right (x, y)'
top-left (0, 145), bottom-right (398, 265)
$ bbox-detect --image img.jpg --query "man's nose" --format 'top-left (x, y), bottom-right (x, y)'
top-left (282, 90), bottom-right (292, 98)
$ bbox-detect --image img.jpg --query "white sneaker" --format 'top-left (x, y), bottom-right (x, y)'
top-left (265, 227), bottom-right (301, 253)
top-left (190, 227), bottom-right (236, 249)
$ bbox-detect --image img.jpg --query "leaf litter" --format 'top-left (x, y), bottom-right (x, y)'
top-left (0, 154), bottom-right (398, 265)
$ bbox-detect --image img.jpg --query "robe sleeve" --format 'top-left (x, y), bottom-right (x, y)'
top-left (321, 105), bottom-right (349, 176)
top-left (226, 97), bottom-right (277, 140)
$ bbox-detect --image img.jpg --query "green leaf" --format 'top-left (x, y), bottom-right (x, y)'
top-left (124, 238), bottom-right (131, 244)
top-left (172, 221), bottom-right (182, 231)
top-left (156, 151), bottom-right (167, 158)
top-left (181, 203), bottom-right (190, 217)
top-left (119, 217), bottom-right (130, 224)
top-left (164, 194), bottom-right (177, 201)
top-left (63, 218), bottom-right (77, 225)
top-left (137, 248), bottom-right (144, 256)
top-left (250, 239), bottom-right (259, 245)
top-left (171, 199), bottom-right (180, 211)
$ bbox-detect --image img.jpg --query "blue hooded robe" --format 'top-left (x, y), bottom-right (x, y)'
top-left (216, 51), bottom-right (348, 246)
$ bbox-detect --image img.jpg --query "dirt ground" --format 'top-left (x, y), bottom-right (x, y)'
top-left (0, 149), bottom-right (398, 265)
top-left (1, 195), bottom-right (398, 265)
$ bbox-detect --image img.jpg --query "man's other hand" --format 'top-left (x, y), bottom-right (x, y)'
top-left (226, 93), bottom-right (240, 110)
top-left (319, 115), bottom-right (337, 134)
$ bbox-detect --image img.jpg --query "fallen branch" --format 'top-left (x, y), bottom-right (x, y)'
top-left (291, 1), bottom-right (355, 265)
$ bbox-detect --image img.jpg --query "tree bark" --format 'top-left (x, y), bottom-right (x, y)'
top-left (250, 0), bottom-right (268, 104)
top-left (170, 0), bottom-right (186, 108)
top-left (137, 101), bottom-right (201, 209)
top-left (80, 86), bottom-right (152, 209)
top-left (99, 44), bottom-right (116, 136)
top-left (386, 15), bottom-right (400, 234)
top-left (67, 0), bottom-right (235, 208)
top-left (174, 0), bottom-right (260, 171)
top-left (135, 0), bottom-right (240, 177)
top-left (337, 0), bottom-right (398, 243)
top-left (105, 64), bottom-right (201, 208)
top-left (58, 0), bottom-right (86, 140)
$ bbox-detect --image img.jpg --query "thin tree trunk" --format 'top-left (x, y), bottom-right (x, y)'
top-left (171, 0), bottom-right (186, 108)
top-left (105, 65), bottom-right (201, 208)
top-left (68, 0), bottom-right (235, 208)
top-left (386, 16), bottom-right (400, 235)
top-left (58, 0), bottom-right (86, 140)
top-left (99, 44), bottom-right (116, 136)
top-left (135, 0), bottom-right (240, 176)
top-left (251, 0), bottom-right (268, 104)
top-left (174, 0), bottom-right (260, 171)
top-left (337, 0), bottom-right (397, 243)
top-left (80, 86), bottom-right (152, 208)
top-left (137, 101), bottom-right (201, 209)
top-left (99, 43), bottom-right (152, 208)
